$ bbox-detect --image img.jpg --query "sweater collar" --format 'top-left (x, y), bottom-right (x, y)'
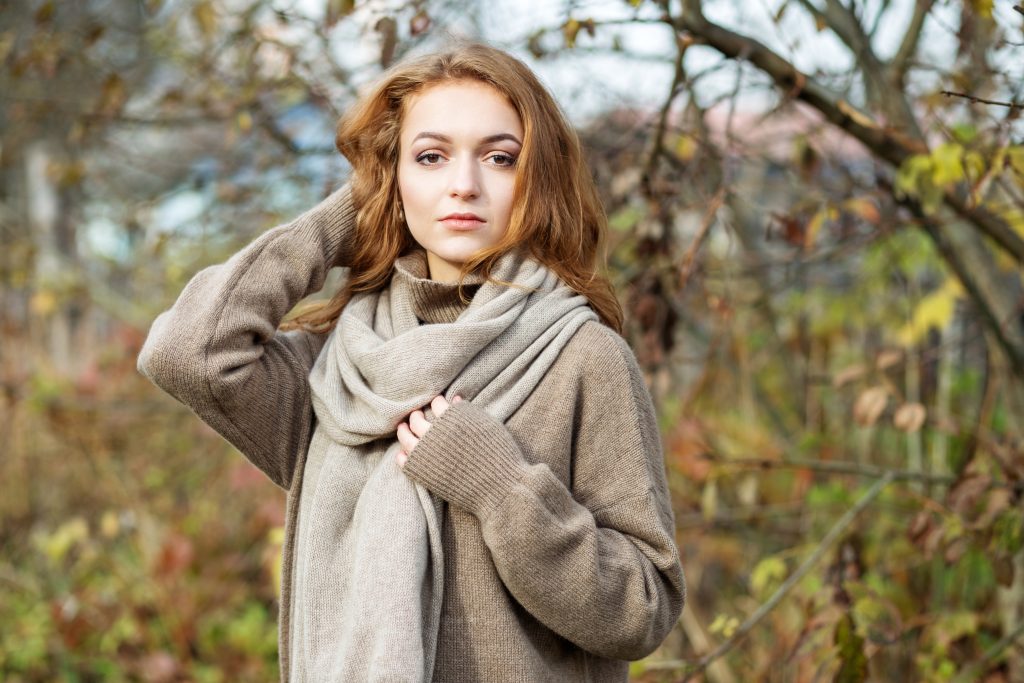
top-left (391, 249), bottom-right (484, 325)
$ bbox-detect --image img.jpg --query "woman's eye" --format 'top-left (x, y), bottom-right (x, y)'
top-left (488, 153), bottom-right (517, 167)
top-left (416, 152), bottom-right (444, 165)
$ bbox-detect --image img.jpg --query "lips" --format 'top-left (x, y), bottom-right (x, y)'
top-left (440, 213), bottom-right (486, 230)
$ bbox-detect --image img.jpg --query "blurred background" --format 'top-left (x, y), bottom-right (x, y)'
top-left (2, 0), bottom-right (1023, 680)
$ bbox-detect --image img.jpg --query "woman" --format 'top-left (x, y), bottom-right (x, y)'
top-left (138, 42), bottom-right (685, 682)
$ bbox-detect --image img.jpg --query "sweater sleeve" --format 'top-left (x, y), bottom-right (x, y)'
top-left (136, 183), bottom-right (358, 491)
top-left (401, 329), bottom-right (686, 661)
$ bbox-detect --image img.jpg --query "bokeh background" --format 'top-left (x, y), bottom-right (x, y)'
top-left (2, 0), bottom-right (1023, 680)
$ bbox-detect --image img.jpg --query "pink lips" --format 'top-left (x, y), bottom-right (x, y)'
top-left (440, 212), bottom-right (486, 230)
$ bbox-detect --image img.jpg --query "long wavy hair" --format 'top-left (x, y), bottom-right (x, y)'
top-left (280, 42), bottom-right (623, 334)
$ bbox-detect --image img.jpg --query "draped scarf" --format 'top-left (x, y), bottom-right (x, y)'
top-left (292, 246), bottom-right (598, 681)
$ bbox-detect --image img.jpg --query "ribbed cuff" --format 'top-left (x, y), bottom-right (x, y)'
top-left (402, 401), bottom-right (530, 519)
top-left (292, 182), bottom-right (357, 269)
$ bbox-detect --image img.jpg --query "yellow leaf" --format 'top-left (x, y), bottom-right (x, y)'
top-left (841, 197), bottom-right (880, 224)
top-left (100, 511), bottom-right (120, 538)
top-left (971, 0), bottom-right (994, 18)
top-left (805, 206), bottom-right (838, 249)
top-left (750, 555), bottom-right (787, 599)
top-left (1007, 146), bottom-right (1024, 178)
top-left (237, 110), bottom-right (253, 132)
top-left (563, 18), bottom-right (580, 48)
top-left (897, 278), bottom-right (964, 346)
top-left (701, 479), bottom-right (718, 520)
top-left (30, 290), bottom-right (58, 317)
top-left (674, 134), bottom-right (697, 162)
top-left (192, 1), bottom-right (216, 36)
top-left (931, 143), bottom-right (965, 186)
top-left (709, 613), bottom-right (740, 638)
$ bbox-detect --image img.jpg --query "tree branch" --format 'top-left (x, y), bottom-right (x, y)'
top-left (646, 472), bottom-right (896, 677)
top-left (704, 452), bottom-right (956, 485)
top-left (941, 90), bottom-right (1024, 110)
top-left (673, 0), bottom-right (1024, 266)
top-left (892, 0), bottom-right (937, 82)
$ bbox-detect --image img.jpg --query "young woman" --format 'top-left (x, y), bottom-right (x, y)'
top-left (138, 42), bottom-right (685, 682)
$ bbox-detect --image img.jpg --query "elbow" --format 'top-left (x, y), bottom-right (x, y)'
top-left (136, 316), bottom-right (206, 399)
top-left (601, 565), bottom-right (688, 661)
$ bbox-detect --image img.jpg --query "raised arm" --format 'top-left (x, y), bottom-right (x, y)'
top-left (137, 183), bottom-right (357, 490)
top-left (401, 324), bottom-right (686, 660)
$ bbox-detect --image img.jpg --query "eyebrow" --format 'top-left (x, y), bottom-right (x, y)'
top-left (411, 131), bottom-right (522, 146)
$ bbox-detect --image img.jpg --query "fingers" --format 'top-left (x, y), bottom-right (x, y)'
top-left (432, 393), bottom-right (463, 417)
top-left (396, 422), bottom-right (417, 454)
top-left (409, 409), bottom-right (431, 436)
top-left (395, 395), bottom-right (464, 468)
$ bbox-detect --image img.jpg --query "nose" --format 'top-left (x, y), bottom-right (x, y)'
top-left (448, 156), bottom-right (480, 200)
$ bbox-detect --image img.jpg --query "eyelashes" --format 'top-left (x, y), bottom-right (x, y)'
top-left (414, 152), bottom-right (518, 168)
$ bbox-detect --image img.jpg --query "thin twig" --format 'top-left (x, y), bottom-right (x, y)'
top-left (941, 90), bottom-right (1024, 110)
top-left (645, 472), bottom-right (896, 677)
top-left (704, 452), bottom-right (956, 485)
top-left (678, 187), bottom-right (726, 289)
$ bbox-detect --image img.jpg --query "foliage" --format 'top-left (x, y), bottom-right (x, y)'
top-left (3, 0), bottom-right (1024, 681)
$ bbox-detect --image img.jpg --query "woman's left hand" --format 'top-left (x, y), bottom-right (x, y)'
top-left (396, 394), bottom-right (463, 467)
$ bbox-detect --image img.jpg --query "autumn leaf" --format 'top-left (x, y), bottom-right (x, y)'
top-left (897, 278), bottom-right (963, 346)
top-left (750, 555), bottom-right (787, 599)
top-left (563, 18), bottom-right (581, 48)
top-left (853, 386), bottom-right (889, 427)
top-left (893, 402), bottom-right (927, 433)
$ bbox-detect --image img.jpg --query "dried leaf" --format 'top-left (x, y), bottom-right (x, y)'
top-left (893, 402), bottom-right (927, 433)
top-left (876, 349), bottom-right (903, 370)
top-left (376, 16), bottom-right (397, 68)
top-left (410, 10), bottom-right (430, 36)
top-left (833, 363), bottom-right (866, 388)
top-left (563, 18), bottom-right (581, 48)
top-left (841, 197), bottom-right (880, 225)
top-left (325, 0), bottom-right (356, 28)
top-left (944, 536), bottom-right (969, 564)
top-left (853, 386), bottom-right (889, 427)
top-left (192, 1), bottom-right (216, 37)
top-left (948, 474), bottom-right (992, 517)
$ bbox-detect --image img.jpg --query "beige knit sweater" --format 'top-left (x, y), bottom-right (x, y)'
top-left (136, 183), bottom-right (686, 682)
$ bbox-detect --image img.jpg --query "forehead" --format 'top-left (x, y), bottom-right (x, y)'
top-left (400, 79), bottom-right (523, 141)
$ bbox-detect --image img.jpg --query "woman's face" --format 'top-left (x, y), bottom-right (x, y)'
top-left (397, 79), bottom-right (524, 282)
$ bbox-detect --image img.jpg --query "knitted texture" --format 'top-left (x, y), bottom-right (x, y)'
top-left (136, 182), bottom-right (686, 682)
top-left (293, 245), bottom-right (598, 680)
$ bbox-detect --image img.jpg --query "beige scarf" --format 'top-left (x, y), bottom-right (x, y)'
top-left (291, 246), bottom-right (598, 681)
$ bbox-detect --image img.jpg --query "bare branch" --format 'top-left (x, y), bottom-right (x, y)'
top-left (704, 452), bottom-right (956, 485)
top-left (646, 472), bottom-right (896, 677)
top-left (673, 0), bottom-right (1024, 266)
top-left (891, 0), bottom-right (937, 82)
top-left (941, 90), bottom-right (1024, 110)
top-left (677, 187), bottom-right (725, 289)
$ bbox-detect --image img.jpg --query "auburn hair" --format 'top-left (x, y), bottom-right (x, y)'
top-left (280, 41), bottom-right (623, 335)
